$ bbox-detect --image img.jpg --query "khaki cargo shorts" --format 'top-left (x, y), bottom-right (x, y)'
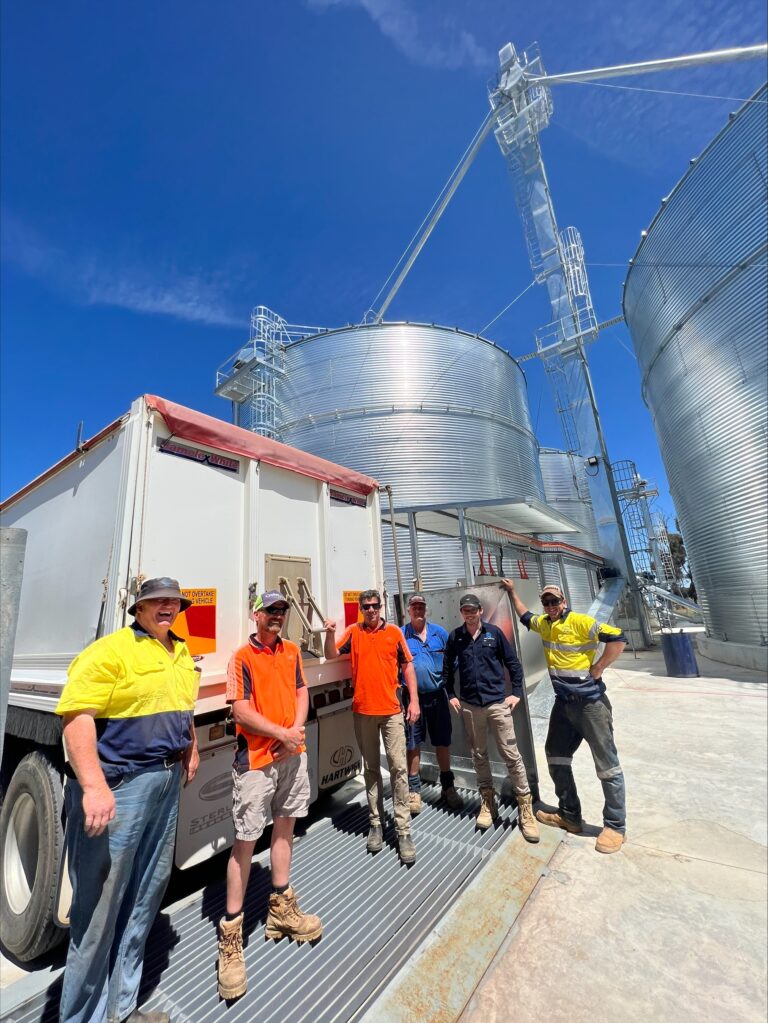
top-left (232, 752), bottom-right (310, 842)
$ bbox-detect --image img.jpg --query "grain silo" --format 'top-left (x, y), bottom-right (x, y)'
top-left (277, 321), bottom-right (547, 590)
top-left (216, 317), bottom-right (604, 597)
top-left (623, 85), bottom-right (767, 667)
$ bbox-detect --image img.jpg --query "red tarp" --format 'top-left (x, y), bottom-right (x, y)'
top-left (145, 395), bottom-right (379, 497)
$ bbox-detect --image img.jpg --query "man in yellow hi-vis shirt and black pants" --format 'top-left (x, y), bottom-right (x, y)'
top-left (501, 579), bottom-right (627, 855)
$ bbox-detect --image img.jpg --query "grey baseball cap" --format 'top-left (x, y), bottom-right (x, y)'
top-left (408, 593), bottom-right (427, 607)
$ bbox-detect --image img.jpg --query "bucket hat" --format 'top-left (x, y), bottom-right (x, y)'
top-left (128, 577), bottom-right (191, 615)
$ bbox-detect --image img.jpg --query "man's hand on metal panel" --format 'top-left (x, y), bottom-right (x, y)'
top-left (82, 783), bottom-right (116, 837)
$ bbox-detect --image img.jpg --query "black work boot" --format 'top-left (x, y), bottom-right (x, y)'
top-left (366, 824), bottom-right (383, 853)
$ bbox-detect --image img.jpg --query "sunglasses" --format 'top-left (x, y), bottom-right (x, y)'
top-left (361, 603), bottom-right (381, 611)
top-left (264, 606), bottom-right (289, 615)
top-left (542, 599), bottom-right (562, 607)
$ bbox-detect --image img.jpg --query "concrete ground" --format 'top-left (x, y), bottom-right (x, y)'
top-left (460, 649), bottom-right (768, 1023)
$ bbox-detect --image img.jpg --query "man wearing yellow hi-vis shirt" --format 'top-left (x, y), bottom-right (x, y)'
top-left (501, 579), bottom-right (627, 855)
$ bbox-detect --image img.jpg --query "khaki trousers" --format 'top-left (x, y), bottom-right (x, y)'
top-left (460, 700), bottom-right (530, 796)
top-left (353, 712), bottom-right (411, 836)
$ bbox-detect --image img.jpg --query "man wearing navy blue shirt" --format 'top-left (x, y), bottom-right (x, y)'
top-left (443, 593), bottom-right (539, 841)
top-left (401, 594), bottom-right (463, 814)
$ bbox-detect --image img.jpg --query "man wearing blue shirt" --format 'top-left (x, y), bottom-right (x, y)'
top-left (402, 594), bottom-right (463, 813)
top-left (443, 593), bottom-right (539, 842)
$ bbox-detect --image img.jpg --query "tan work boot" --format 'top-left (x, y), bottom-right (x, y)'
top-left (476, 787), bottom-right (499, 830)
top-left (595, 827), bottom-right (626, 854)
top-left (516, 793), bottom-right (540, 843)
top-left (409, 791), bottom-right (423, 815)
top-left (535, 809), bottom-right (583, 834)
top-left (217, 913), bottom-right (247, 1000)
top-left (265, 887), bottom-right (323, 943)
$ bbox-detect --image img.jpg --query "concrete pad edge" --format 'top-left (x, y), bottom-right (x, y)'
top-left (357, 826), bottom-right (563, 1023)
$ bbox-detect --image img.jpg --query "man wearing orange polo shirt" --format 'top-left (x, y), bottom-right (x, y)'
top-left (324, 589), bottom-right (420, 864)
top-left (216, 590), bottom-right (322, 1002)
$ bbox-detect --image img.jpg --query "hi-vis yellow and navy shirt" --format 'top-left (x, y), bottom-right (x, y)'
top-left (56, 623), bottom-right (199, 780)
top-left (521, 609), bottom-right (625, 702)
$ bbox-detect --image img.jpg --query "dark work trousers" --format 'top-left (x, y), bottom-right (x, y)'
top-left (545, 694), bottom-right (626, 833)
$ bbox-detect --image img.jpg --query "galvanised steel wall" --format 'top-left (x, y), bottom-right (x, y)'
top-left (539, 449), bottom-right (601, 555)
top-left (623, 86), bottom-right (768, 647)
top-left (279, 322), bottom-right (544, 506)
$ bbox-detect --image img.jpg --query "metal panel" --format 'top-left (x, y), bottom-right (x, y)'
top-left (12, 788), bottom-right (524, 1023)
top-left (623, 86), bottom-right (768, 647)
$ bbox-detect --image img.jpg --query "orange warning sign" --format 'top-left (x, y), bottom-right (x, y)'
top-left (343, 590), bottom-right (363, 626)
top-left (175, 588), bottom-right (216, 655)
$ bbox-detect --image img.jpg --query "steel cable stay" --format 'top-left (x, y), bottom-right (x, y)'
top-left (556, 78), bottom-right (768, 104)
top-left (364, 109), bottom-right (494, 320)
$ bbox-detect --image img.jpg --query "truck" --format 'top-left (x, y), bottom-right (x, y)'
top-left (0, 393), bottom-right (383, 962)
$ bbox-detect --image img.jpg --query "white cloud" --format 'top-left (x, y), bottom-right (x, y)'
top-left (306, 0), bottom-right (492, 71)
top-left (2, 213), bottom-right (243, 328)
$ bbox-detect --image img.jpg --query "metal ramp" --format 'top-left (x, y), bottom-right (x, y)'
top-left (6, 784), bottom-right (522, 1023)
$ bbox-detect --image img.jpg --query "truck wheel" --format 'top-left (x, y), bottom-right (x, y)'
top-left (0, 751), bottom-right (66, 961)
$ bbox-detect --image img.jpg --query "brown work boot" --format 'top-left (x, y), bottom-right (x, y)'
top-left (122, 1011), bottom-right (171, 1023)
top-left (516, 793), bottom-right (540, 843)
top-left (265, 887), bottom-right (323, 943)
top-left (535, 809), bottom-right (583, 834)
top-left (595, 827), bottom-right (626, 854)
top-left (442, 785), bottom-right (464, 811)
top-left (476, 787), bottom-right (499, 830)
top-left (409, 791), bottom-right (423, 815)
top-left (217, 913), bottom-right (247, 1000)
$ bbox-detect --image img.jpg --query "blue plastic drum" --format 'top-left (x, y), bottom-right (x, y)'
top-left (660, 632), bottom-right (700, 678)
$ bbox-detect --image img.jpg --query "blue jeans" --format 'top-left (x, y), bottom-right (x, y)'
top-left (545, 695), bottom-right (626, 832)
top-left (60, 762), bottom-right (182, 1023)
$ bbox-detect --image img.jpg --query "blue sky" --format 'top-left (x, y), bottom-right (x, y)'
top-left (2, 0), bottom-right (766, 519)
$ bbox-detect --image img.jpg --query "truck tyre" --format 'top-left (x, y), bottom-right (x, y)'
top-left (0, 751), bottom-right (66, 961)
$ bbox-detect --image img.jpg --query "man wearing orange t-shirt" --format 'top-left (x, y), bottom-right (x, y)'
top-left (324, 589), bottom-right (420, 864)
top-left (216, 590), bottom-right (322, 1002)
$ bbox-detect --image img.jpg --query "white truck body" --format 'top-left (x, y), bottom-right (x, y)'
top-left (0, 395), bottom-right (382, 958)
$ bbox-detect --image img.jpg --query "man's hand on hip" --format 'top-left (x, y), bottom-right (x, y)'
top-left (82, 783), bottom-right (116, 837)
top-left (505, 694), bottom-right (521, 711)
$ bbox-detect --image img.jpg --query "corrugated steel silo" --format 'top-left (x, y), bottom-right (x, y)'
top-left (277, 321), bottom-right (545, 592)
top-left (623, 86), bottom-right (767, 652)
top-left (539, 448), bottom-right (601, 612)
top-left (278, 322), bottom-right (544, 506)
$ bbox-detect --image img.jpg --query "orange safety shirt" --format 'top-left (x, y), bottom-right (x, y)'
top-left (337, 621), bottom-right (413, 716)
top-left (226, 635), bottom-right (306, 772)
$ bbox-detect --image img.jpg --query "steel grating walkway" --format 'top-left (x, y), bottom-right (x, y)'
top-left (6, 785), bottom-right (521, 1023)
